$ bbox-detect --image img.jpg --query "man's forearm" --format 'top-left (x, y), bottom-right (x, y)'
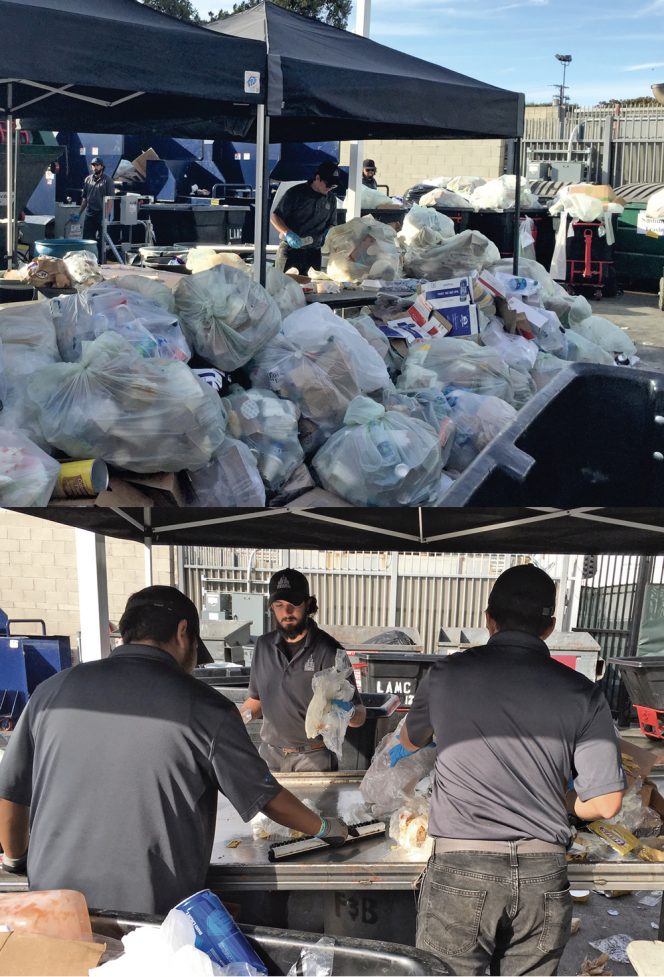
top-left (262, 788), bottom-right (322, 837)
top-left (574, 790), bottom-right (624, 821)
top-left (0, 799), bottom-right (29, 858)
top-left (270, 213), bottom-right (289, 237)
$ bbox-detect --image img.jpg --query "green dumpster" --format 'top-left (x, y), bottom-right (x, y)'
top-left (614, 184), bottom-right (664, 289)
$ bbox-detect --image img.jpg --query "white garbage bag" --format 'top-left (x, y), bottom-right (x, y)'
top-left (646, 188), bottom-right (664, 220)
top-left (398, 205), bottom-right (456, 249)
top-left (404, 229), bottom-right (500, 280)
top-left (397, 335), bottom-right (514, 404)
top-left (418, 187), bottom-right (472, 209)
top-left (447, 175), bottom-right (486, 195)
top-left (0, 429), bottom-right (60, 506)
top-left (107, 273), bottom-right (176, 313)
top-left (445, 387), bottom-right (517, 472)
top-left (323, 216), bottom-right (403, 283)
top-left (571, 314), bottom-right (636, 357)
top-left (469, 174), bottom-right (538, 211)
top-left (361, 186), bottom-right (395, 208)
top-left (311, 396), bottom-right (442, 507)
top-left (187, 435), bottom-right (266, 506)
top-left (222, 388), bottom-right (303, 492)
top-left (480, 317), bottom-right (538, 373)
top-left (174, 264), bottom-right (282, 371)
top-left (265, 266), bottom-right (306, 318)
top-left (563, 329), bottom-right (615, 365)
top-left (27, 331), bottom-right (225, 472)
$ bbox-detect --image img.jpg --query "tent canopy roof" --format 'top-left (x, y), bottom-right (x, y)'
top-left (210, 2), bottom-right (524, 141)
top-left (0, 0), bottom-right (264, 137)
top-left (19, 508), bottom-right (664, 555)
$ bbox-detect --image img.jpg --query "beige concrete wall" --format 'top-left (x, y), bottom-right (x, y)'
top-left (340, 139), bottom-right (507, 197)
top-left (0, 510), bottom-right (173, 654)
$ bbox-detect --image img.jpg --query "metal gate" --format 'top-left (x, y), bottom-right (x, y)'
top-left (577, 555), bottom-right (664, 722)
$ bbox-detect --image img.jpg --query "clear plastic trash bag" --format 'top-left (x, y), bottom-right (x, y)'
top-left (0, 302), bottom-right (60, 448)
top-left (404, 229), bottom-right (500, 281)
top-left (222, 387), bottom-right (303, 492)
top-left (563, 329), bottom-right (615, 365)
top-left (382, 388), bottom-right (456, 467)
top-left (305, 649), bottom-right (355, 757)
top-left (51, 283), bottom-right (190, 362)
top-left (0, 429), bottom-right (61, 506)
top-left (445, 387), bottom-right (518, 472)
top-left (62, 249), bottom-right (103, 287)
top-left (398, 205), bottom-right (456, 248)
top-left (311, 396), bottom-right (442, 507)
top-left (480, 316), bottom-right (538, 373)
top-left (360, 719), bottom-right (436, 816)
top-left (571, 314), bottom-right (636, 357)
top-left (107, 273), bottom-right (176, 313)
top-left (531, 351), bottom-right (571, 391)
top-left (27, 331), bottom-right (225, 473)
top-left (187, 435), bottom-right (266, 506)
top-left (174, 264), bottom-right (282, 371)
top-left (323, 216), bottom-right (403, 284)
top-left (418, 187), bottom-right (472, 209)
top-left (397, 335), bottom-right (514, 404)
top-left (266, 266), bottom-right (306, 318)
top-left (469, 174), bottom-right (538, 211)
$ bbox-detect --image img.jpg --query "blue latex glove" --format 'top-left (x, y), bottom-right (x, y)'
top-left (71, 213), bottom-right (81, 223)
top-left (284, 230), bottom-right (303, 249)
top-left (389, 743), bottom-right (415, 767)
top-left (331, 698), bottom-right (354, 714)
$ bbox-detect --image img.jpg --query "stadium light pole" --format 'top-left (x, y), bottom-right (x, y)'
top-left (555, 53), bottom-right (572, 140)
top-left (346, 0), bottom-right (372, 219)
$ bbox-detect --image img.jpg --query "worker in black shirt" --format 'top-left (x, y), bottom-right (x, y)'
top-left (75, 157), bottom-right (115, 263)
top-left (240, 569), bottom-right (366, 772)
top-left (362, 159), bottom-right (378, 190)
top-left (271, 162), bottom-right (339, 275)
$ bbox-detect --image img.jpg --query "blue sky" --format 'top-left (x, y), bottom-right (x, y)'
top-left (194, 0), bottom-right (664, 106)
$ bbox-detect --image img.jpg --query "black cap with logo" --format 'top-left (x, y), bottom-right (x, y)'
top-left (268, 569), bottom-right (310, 606)
top-left (121, 585), bottom-right (213, 664)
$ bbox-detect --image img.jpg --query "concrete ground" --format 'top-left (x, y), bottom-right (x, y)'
top-left (590, 289), bottom-right (664, 372)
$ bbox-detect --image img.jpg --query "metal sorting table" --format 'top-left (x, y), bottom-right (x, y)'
top-left (304, 289), bottom-right (378, 313)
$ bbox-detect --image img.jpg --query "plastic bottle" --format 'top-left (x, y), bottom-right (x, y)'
top-left (0, 890), bottom-right (93, 941)
top-left (175, 890), bottom-right (267, 974)
top-left (508, 277), bottom-right (528, 291)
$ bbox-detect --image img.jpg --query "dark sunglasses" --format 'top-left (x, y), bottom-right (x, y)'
top-left (322, 180), bottom-right (338, 189)
top-left (364, 167), bottom-right (376, 173)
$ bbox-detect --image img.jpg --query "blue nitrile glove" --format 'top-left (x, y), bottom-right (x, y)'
top-left (331, 698), bottom-right (355, 715)
top-left (284, 230), bottom-right (303, 249)
top-left (389, 741), bottom-right (435, 767)
top-left (71, 213), bottom-right (81, 223)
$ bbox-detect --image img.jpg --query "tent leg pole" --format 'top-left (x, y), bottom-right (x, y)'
top-left (253, 104), bottom-right (269, 288)
top-left (5, 108), bottom-right (14, 270)
top-left (512, 136), bottom-right (521, 276)
top-left (75, 529), bottom-right (110, 662)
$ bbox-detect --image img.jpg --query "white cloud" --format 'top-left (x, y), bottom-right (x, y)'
top-left (623, 61), bottom-right (664, 71)
top-left (626, 0), bottom-right (664, 16)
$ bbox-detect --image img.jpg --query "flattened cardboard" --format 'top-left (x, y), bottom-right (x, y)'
top-left (0, 931), bottom-right (104, 976)
top-left (131, 147), bottom-right (159, 179)
top-left (123, 471), bottom-right (187, 506)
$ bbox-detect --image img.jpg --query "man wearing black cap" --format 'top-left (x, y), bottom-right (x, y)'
top-left (400, 564), bottom-right (625, 976)
top-left (241, 569), bottom-right (366, 772)
top-left (0, 585), bottom-right (352, 914)
top-left (362, 159), bottom-right (378, 190)
top-left (271, 161), bottom-right (340, 274)
top-left (76, 156), bottom-right (115, 262)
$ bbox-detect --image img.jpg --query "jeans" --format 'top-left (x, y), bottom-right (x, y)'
top-left (274, 242), bottom-right (322, 275)
top-left (416, 849), bottom-right (572, 976)
top-left (259, 741), bottom-right (335, 773)
top-left (82, 211), bottom-right (104, 262)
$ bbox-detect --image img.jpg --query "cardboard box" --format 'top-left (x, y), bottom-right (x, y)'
top-left (123, 471), bottom-right (187, 506)
top-left (0, 931), bottom-right (105, 975)
top-left (131, 147), bottom-right (160, 179)
top-left (495, 296), bottom-right (548, 339)
top-left (418, 276), bottom-right (472, 306)
top-left (568, 183), bottom-right (626, 206)
top-left (432, 302), bottom-right (481, 338)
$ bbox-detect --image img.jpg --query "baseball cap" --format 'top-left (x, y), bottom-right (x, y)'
top-left (122, 585), bottom-right (213, 664)
top-left (487, 565), bottom-right (556, 623)
top-left (91, 157), bottom-right (105, 166)
top-left (268, 569), bottom-right (310, 606)
top-left (363, 158), bottom-right (376, 169)
top-left (316, 161), bottom-right (340, 186)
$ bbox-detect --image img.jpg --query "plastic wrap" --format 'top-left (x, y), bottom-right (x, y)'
top-left (107, 273), bottom-right (176, 313)
top-left (445, 388), bottom-right (518, 472)
top-left (0, 429), bottom-right (61, 506)
top-left (51, 284), bottom-right (191, 362)
top-left (389, 796), bottom-right (433, 855)
top-left (398, 205), bottom-right (456, 248)
top-left (397, 336), bottom-right (514, 403)
top-left (174, 264), bottom-right (282, 371)
top-left (360, 721), bottom-right (436, 816)
top-left (312, 396), bottom-right (442, 507)
top-left (250, 304), bottom-right (390, 448)
top-left (404, 229), bottom-right (501, 280)
top-left (187, 436), bottom-right (266, 506)
top-left (287, 937), bottom-right (335, 977)
top-left (469, 175), bottom-right (538, 211)
top-left (323, 216), bottom-right (403, 283)
top-left (28, 331), bottom-right (225, 472)
top-left (304, 649), bottom-right (355, 756)
top-left (222, 388), bottom-right (303, 492)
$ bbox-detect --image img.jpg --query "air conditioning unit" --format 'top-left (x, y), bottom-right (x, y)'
top-left (550, 161), bottom-right (589, 183)
top-left (527, 161), bottom-right (551, 181)
top-left (202, 591), bottom-right (232, 623)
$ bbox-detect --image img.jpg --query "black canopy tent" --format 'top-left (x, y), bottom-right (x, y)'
top-left (18, 507), bottom-right (664, 555)
top-left (1, 0), bottom-right (265, 261)
top-left (209, 2), bottom-right (525, 281)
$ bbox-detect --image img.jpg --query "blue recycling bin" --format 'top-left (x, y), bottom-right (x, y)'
top-left (0, 621), bottom-right (72, 729)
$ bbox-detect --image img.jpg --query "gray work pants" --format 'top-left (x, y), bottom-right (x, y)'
top-left (259, 741), bottom-right (335, 773)
top-left (416, 849), bottom-right (572, 976)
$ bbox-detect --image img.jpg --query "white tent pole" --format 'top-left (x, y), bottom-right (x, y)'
top-left (144, 507), bottom-right (153, 586)
top-left (253, 103), bottom-right (269, 287)
top-left (346, 0), bottom-right (372, 221)
top-left (75, 529), bottom-right (110, 662)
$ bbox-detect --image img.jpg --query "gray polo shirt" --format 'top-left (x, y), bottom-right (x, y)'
top-left (248, 621), bottom-right (360, 749)
top-left (273, 182), bottom-right (337, 249)
top-left (83, 172), bottom-right (115, 215)
top-left (406, 631), bottom-right (625, 846)
top-left (0, 643), bottom-right (281, 914)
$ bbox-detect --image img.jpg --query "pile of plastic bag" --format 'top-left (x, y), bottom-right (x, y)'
top-left (323, 216), bottom-right (403, 283)
top-left (187, 436), bottom-right (266, 507)
top-left (468, 174), bottom-right (540, 211)
top-left (397, 335), bottom-right (514, 403)
top-left (174, 264), bottom-right (282, 371)
top-left (27, 331), bottom-right (225, 473)
top-left (312, 396), bottom-right (442, 506)
top-left (403, 229), bottom-right (500, 280)
top-left (222, 387), bottom-right (303, 492)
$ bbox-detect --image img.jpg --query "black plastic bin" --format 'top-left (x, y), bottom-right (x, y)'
top-left (467, 209), bottom-right (554, 268)
top-left (609, 658), bottom-right (664, 709)
top-left (356, 652), bottom-right (446, 710)
top-left (443, 363), bottom-right (664, 506)
top-left (340, 692), bottom-right (400, 770)
top-left (434, 206), bottom-right (472, 233)
top-left (193, 665), bottom-right (251, 687)
top-left (89, 910), bottom-right (448, 976)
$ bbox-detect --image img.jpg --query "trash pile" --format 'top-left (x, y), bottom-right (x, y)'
top-left (0, 216), bottom-right (639, 507)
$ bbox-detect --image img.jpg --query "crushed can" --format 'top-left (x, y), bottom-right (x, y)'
top-left (175, 889), bottom-right (267, 974)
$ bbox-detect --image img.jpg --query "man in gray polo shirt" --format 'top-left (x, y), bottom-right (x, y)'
top-left (241, 569), bottom-right (366, 772)
top-left (0, 586), bottom-right (351, 914)
top-left (400, 564), bottom-right (625, 976)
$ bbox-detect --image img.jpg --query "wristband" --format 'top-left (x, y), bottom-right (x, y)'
top-left (315, 818), bottom-right (328, 839)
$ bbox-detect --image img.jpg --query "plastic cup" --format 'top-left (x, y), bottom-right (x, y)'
top-left (175, 889), bottom-right (266, 974)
